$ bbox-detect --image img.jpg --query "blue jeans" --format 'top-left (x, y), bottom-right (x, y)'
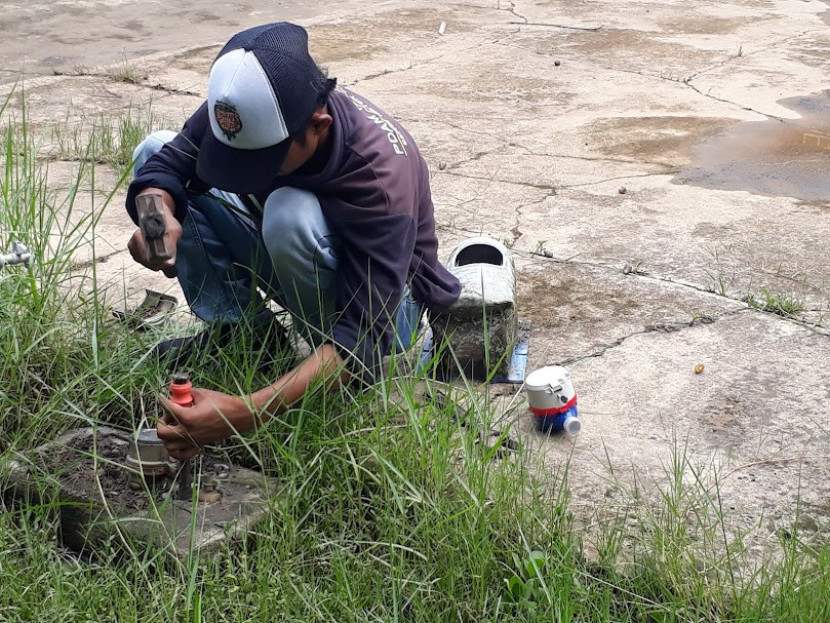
top-left (132, 132), bottom-right (423, 352)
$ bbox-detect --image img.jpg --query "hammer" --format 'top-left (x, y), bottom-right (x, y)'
top-left (135, 192), bottom-right (176, 277)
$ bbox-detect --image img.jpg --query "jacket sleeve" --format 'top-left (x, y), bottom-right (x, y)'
top-left (125, 102), bottom-right (211, 224)
top-left (324, 204), bottom-right (417, 384)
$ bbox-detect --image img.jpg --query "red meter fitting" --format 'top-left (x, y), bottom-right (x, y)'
top-left (170, 372), bottom-right (194, 407)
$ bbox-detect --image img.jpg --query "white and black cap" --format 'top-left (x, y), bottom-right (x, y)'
top-left (197, 23), bottom-right (329, 193)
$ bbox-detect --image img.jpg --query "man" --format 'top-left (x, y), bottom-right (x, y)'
top-left (126, 23), bottom-right (460, 460)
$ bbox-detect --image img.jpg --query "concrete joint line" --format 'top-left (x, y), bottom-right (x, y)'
top-left (507, 21), bottom-right (603, 31)
top-left (441, 170), bottom-right (556, 192)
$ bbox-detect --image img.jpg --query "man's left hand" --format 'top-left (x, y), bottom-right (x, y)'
top-left (157, 388), bottom-right (251, 461)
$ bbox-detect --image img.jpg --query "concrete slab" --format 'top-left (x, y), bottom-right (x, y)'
top-left (2, 0), bottom-right (830, 567)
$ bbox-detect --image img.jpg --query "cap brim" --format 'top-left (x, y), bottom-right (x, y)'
top-left (196, 130), bottom-right (291, 194)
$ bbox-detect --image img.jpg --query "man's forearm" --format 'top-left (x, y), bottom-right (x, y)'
top-left (241, 343), bottom-right (348, 431)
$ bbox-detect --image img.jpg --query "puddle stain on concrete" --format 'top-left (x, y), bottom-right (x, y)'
top-left (675, 91), bottom-right (830, 201)
top-left (587, 116), bottom-right (736, 167)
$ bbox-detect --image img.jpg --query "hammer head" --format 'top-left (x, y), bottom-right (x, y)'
top-left (136, 193), bottom-right (172, 262)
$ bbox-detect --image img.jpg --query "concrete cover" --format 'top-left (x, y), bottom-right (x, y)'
top-left (2, 0), bottom-right (830, 566)
top-left (431, 237), bottom-right (519, 378)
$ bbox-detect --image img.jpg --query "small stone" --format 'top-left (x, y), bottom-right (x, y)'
top-left (618, 186), bottom-right (627, 194)
top-left (438, 162), bottom-right (447, 170)
top-left (554, 60), bottom-right (561, 66)
top-left (198, 490), bottom-right (223, 504)
top-left (694, 364), bottom-right (705, 374)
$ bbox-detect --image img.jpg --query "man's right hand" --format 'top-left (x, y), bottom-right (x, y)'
top-left (128, 189), bottom-right (182, 277)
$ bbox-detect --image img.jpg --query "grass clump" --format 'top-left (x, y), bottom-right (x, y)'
top-left (50, 104), bottom-right (165, 169)
top-left (742, 288), bottom-right (805, 317)
top-left (0, 87), bottom-right (159, 449)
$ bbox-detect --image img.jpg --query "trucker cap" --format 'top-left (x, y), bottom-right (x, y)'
top-left (196, 23), bottom-right (329, 193)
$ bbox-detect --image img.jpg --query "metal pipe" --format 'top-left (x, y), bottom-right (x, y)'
top-left (0, 242), bottom-right (31, 269)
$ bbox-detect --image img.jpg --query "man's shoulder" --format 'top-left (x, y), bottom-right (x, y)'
top-left (333, 89), bottom-right (416, 162)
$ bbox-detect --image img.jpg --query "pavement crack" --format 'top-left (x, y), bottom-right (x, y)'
top-left (508, 21), bottom-right (603, 31)
top-left (499, 0), bottom-right (528, 24)
top-left (597, 64), bottom-right (784, 120)
top-left (50, 67), bottom-right (200, 98)
top-left (684, 82), bottom-right (785, 121)
top-left (560, 171), bottom-right (677, 189)
top-left (69, 250), bottom-right (123, 271)
top-left (557, 330), bottom-right (646, 365)
top-left (442, 170), bottom-right (556, 192)
top-left (416, 118), bottom-right (673, 172)
top-left (521, 149), bottom-right (675, 172)
top-left (144, 83), bottom-right (200, 97)
top-left (511, 193), bottom-right (554, 245)
top-left (345, 38), bottom-right (490, 87)
top-left (556, 311), bottom-right (743, 367)
top-left (516, 248), bottom-right (830, 334)
top-left (345, 64), bottom-right (415, 85)
top-left (445, 150), bottom-right (491, 170)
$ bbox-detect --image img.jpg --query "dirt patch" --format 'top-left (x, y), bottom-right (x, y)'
top-left (39, 431), bottom-right (228, 514)
top-left (789, 35), bottom-right (830, 70)
top-left (586, 115), bottom-right (736, 166)
top-left (518, 271), bottom-right (642, 330)
top-left (311, 8), bottom-right (475, 65)
top-left (658, 14), bottom-right (764, 35)
top-left (551, 28), bottom-right (714, 70)
top-left (171, 47), bottom-right (220, 75)
top-left (418, 67), bottom-right (570, 105)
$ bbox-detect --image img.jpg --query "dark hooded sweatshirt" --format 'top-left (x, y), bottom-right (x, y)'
top-left (126, 88), bottom-right (461, 380)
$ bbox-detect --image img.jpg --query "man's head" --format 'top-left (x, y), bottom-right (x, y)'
top-left (196, 23), bottom-right (336, 193)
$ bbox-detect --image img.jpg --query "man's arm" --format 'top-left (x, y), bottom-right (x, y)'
top-left (126, 103), bottom-right (211, 224)
top-left (157, 344), bottom-right (349, 460)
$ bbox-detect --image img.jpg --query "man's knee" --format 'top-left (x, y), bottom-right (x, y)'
top-left (132, 130), bottom-right (178, 176)
top-left (261, 187), bottom-right (335, 264)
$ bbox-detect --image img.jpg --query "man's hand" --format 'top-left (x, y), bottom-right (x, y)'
top-left (156, 345), bottom-right (349, 461)
top-left (156, 388), bottom-right (253, 461)
top-left (128, 188), bottom-right (182, 276)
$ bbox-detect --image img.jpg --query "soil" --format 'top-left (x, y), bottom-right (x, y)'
top-left (38, 431), bottom-right (229, 514)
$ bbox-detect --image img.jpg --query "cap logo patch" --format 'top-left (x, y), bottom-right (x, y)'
top-left (214, 101), bottom-right (242, 140)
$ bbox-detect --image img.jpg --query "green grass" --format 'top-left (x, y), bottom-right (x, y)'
top-left (2, 88), bottom-right (830, 622)
top-left (49, 104), bottom-right (165, 169)
top-left (742, 288), bottom-right (805, 318)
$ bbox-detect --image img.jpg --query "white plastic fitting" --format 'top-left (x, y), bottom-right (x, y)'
top-left (562, 415), bottom-right (582, 436)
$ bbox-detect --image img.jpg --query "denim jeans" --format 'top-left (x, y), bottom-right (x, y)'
top-left (132, 131), bottom-right (423, 352)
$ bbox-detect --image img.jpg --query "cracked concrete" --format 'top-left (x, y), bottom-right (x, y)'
top-left (2, 0), bottom-right (830, 570)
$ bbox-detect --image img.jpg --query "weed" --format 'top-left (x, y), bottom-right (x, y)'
top-left (50, 105), bottom-right (165, 170)
top-left (108, 58), bottom-right (147, 85)
top-left (742, 288), bottom-right (805, 317)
